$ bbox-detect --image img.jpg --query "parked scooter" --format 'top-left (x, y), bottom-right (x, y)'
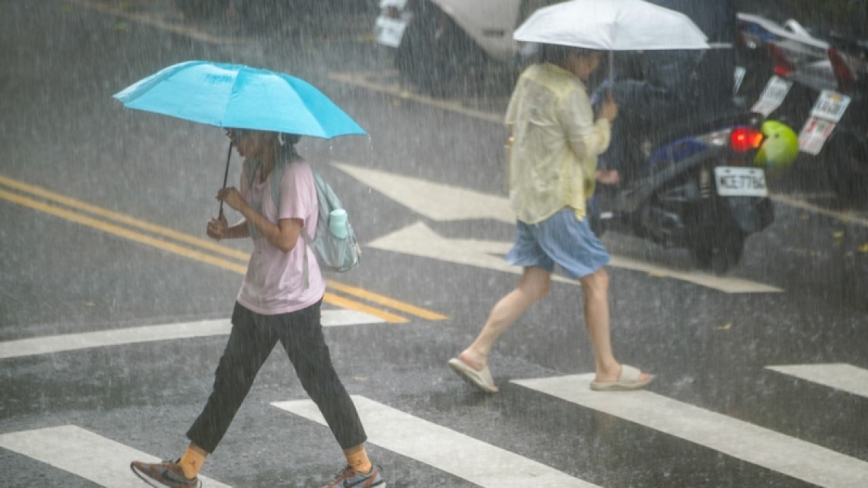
top-left (736, 15), bottom-right (867, 201)
top-left (813, 33), bottom-right (868, 200)
top-left (591, 110), bottom-right (795, 274)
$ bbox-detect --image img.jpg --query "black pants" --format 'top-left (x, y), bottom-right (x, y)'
top-left (186, 300), bottom-right (367, 453)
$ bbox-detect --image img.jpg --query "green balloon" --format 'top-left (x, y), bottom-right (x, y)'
top-left (755, 120), bottom-right (799, 172)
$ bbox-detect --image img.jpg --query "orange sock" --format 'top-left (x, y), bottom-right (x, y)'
top-left (344, 445), bottom-right (372, 474)
top-left (178, 444), bottom-right (207, 480)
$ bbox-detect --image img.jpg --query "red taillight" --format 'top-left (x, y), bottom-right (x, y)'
top-left (828, 47), bottom-right (856, 94)
top-left (767, 43), bottom-right (795, 76)
top-left (730, 127), bottom-right (764, 153)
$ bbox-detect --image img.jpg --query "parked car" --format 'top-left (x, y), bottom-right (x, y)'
top-left (377, 0), bottom-right (745, 98)
top-left (374, 0), bottom-right (561, 94)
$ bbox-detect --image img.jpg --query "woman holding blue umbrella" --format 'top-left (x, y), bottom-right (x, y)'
top-left (130, 129), bottom-right (384, 488)
top-left (116, 62), bottom-right (384, 488)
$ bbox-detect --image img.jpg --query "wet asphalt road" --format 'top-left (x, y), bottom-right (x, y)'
top-left (1, 1), bottom-right (867, 487)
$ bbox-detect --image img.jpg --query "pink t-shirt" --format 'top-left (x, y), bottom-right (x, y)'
top-left (236, 157), bottom-right (326, 315)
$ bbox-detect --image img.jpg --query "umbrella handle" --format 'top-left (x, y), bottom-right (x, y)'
top-left (218, 142), bottom-right (233, 219)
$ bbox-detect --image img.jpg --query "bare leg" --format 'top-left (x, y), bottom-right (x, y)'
top-left (459, 266), bottom-right (551, 371)
top-left (580, 267), bottom-right (651, 383)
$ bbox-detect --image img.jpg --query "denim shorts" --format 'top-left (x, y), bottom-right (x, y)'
top-left (506, 208), bottom-right (610, 279)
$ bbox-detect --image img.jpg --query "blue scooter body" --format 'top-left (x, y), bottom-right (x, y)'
top-left (593, 113), bottom-right (775, 273)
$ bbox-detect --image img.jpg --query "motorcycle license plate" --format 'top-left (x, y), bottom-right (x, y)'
top-left (714, 167), bottom-right (768, 197)
top-left (751, 76), bottom-right (792, 117)
top-left (810, 90), bottom-right (851, 123)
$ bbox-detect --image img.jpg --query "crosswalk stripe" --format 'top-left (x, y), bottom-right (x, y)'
top-left (513, 374), bottom-right (868, 488)
top-left (767, 363), bottom-right (868, 399)
top-left (0, 425), bottom-right (231, 488)
top-left (606, 255), bottom-right (783, 293)
top-left (273, 395), bottom-right (601, 488)
top-left (0, 311), bottom-right (384, 360)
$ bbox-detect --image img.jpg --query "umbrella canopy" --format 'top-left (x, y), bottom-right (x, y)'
top-left (513, 0), bottom-right (710, 51)
top-left (114, 60), bottom-right (366, 138)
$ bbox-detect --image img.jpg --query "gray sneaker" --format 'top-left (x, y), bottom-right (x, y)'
top-left (130, 459), bottom-right (201, 488)
top-left (320, 465), bottom-right (386, 488)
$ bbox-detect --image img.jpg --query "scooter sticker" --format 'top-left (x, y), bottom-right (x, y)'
top-left (810, 90), bottom-right (851, 123)
top-left (798, 117), bottom-right (837, 155)
top-left (751, 76), bottom-right (793, 117)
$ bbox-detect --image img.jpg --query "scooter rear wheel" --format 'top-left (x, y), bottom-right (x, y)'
top-left (690, 225), bottom-right (745, 275)
top-left (824, 132), bottom-right (868, 203)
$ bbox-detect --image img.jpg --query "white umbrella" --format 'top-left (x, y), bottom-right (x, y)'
top-left (513, 0), bottom-right (710, 51)
top-left (514, 0), bottom-right (710, 84)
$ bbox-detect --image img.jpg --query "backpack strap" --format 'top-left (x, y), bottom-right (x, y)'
top-left (246, 147), bottom-right (314, 290)
top-left (244, 159), bottom-right (263, 240)
top-left (300, 231), bottom-right (312, 289)
top-left (273, 147), bottom-right (316, 290)
top-left (299, 168), bottom-right (326, 291)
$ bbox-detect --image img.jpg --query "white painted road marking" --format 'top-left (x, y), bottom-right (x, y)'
top-left (368, 222), bottom-right (578, 284)
top-left (273, 395), bottom-right (601, 488)
top-left (0, 425), bottom-right (231, 488)
top-left (368, 221), bottom-right (783, 293)
top-left (333, 162), bottom-right (516, 223)
top-left (608, 255), bottom-right (782, 293)
top-left (513, 374), bottom-right (868, 488)
top-left (320, 309), bottom-right (389, 328)
top-left (0, 310), bottom-right (384, 360)
top-left (767, 363), bottom-right (868, 399)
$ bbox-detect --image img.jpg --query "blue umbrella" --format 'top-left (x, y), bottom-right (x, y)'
top-left (114, 60), bottom-right (366, 215)
top-left (114, 60), bottom-right (366, 138)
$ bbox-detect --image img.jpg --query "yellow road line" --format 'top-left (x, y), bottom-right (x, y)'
top-left (0, 175), bottom-right (250, 262)
top-left (0, 188), bottom-right (249, 274)
top-left (1, 176), bottom-right (449, 321)
top-left (1, 188), bottom-right (412, 321)
top-left (326, 280), bottom-right (448, 320)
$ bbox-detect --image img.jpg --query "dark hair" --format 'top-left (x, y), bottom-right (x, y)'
top-left (539, 44), bottom-right (598, 68)
top-left (282, 133), bottom-right (301, 146)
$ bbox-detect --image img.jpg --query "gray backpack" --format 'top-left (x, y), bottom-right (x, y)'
top-left (247, 156), bottom-right (361, 287)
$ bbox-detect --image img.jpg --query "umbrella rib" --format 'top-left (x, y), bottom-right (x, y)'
top-left (221, 65), bottom-right (246, 129)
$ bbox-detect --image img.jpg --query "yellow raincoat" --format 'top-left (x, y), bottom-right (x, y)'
top-left (505, 62), bottom-right (611, 224)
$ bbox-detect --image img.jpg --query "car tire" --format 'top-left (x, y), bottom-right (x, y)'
top-left (689, 194), bottom-right (746, 275)
top-left (394, 0), bottom-right (487, 96)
